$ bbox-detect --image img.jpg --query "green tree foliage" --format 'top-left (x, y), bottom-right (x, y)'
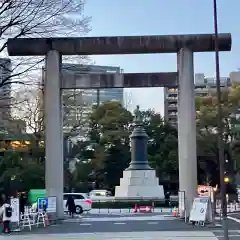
top-left (142, 110), bottom-right (178, 182)
top-left (196, 85), bottom-right (240, 185)
top-left (0, 151), bottom-right (44, 196)
top-left (83, 101), bottom-right (132, 190)
top-left (71, 103), bottom-right (179, 191)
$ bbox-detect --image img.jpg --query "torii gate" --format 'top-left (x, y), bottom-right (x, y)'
top-left (7, 33), bottom-right (231, 218)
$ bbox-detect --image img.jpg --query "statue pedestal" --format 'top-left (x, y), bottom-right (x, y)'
top-left (115, 169), bottom-right (164, 198)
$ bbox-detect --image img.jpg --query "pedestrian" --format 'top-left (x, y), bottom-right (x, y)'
top-left (0, 197), bottom-right (12, 234)
top-left (66, 195), bottom-right (75, 218)
top-left (19, 193), bottom-right (26, 215)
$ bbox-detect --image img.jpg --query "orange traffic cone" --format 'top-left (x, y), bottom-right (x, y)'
top-left (133, 204), bottom-right (138, 213)
top-left (173, 207), bottom-right (177, 217)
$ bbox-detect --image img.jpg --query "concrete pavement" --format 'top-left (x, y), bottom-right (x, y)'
top-left (3, 211), bottom-right (240, 239)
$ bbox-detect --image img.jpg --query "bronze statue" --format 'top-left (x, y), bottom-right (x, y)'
top-left (133, 105), bottom-right (142, 123)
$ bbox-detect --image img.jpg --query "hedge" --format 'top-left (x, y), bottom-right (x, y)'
top-left (92, 199), bottom-right (178, 209)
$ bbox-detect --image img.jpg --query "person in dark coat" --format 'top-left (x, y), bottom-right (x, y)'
top-left (66, 195), bottom-right (75, 218)
top-left (19, 193), bottom-right (26, 215)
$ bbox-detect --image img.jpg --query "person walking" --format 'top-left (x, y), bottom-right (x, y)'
top-left (19, 193), bottom-right (26, 215)
top-left (0, 198), bottom-right (12, 234)
top-left (66, 195), bottom-right (75, 218)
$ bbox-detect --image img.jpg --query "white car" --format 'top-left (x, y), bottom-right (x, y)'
top-left (63, 193), bottom-right (92, 214)
top-left (89, 190), bottom-right (112, 200)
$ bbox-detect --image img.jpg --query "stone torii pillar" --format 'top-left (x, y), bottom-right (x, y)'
top-left (177, 47), bottom-right (198, 217)
top-left (44, 50), bottom-right (64, 219)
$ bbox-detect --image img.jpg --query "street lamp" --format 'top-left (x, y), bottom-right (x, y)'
top-left (213, 0), bottom-right (229, 239)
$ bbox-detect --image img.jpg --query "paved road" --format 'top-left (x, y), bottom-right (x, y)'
top-left (3, 212), bottom-right (240, 239)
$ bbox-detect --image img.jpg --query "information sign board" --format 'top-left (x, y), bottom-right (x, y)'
top-left (47, 196), bottom-right (57, 213)
top-left (10, 197), bottom-right (19, 223)
top-left (189, 196), bottom-right (213, 223)
top-left (37, 197), bottom-right (48, 210)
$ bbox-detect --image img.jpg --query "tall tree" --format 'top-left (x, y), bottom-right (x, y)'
top-left (196, 85), bottom-right (240, 184)
top-left (141, 110), bottom-right (178, 182)
top-left (74, 101), bottom-right (133, 190)
top-left (1, 0), bottom-right (91, 87)
top-left (0, 151), bottom-right (44, 196)
top-left (1, 0), bottom-right (91, 137)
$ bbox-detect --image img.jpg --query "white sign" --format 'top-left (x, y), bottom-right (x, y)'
top-left (47, 196), bottom-right (57, 213)
top-left (178, 191), bottom-right (185, 211)
top-left (189, 196), bottom-right (213, 223)
top-left (10, 198), bottom-right (20, 223)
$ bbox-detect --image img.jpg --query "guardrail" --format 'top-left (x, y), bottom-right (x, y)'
top-left (89, 197), bottom-right (177, 214)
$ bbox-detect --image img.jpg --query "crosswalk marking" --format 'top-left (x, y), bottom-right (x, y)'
top-left (64, 215), bottom-right (175, 222)
top-left (0, 231), bottom-right (218, 239)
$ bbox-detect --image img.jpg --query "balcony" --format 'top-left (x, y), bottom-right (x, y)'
top-left (168, 104), bottom-right (177, 110)
top-left (166, 97), bottom-right (178, 103)
top-left (168, 112), bottom-right (178, 118)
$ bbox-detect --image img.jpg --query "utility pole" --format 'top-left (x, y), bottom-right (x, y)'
top-left (213, 0), bottom-right (229, 239)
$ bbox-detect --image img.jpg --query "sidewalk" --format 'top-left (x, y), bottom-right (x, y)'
top-left (0, 231), bottom-right (219, 239)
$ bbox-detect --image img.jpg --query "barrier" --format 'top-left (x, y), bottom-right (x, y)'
top-left (92, 197), bottom-right (175, 213)
top-left (20, 211), bottom-right (46, 231)
top-left (132, 203), bottom-right (153, 213)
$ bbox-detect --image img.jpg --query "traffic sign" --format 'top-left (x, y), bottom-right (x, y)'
top-left (37, 197), bottom-right (48, 210)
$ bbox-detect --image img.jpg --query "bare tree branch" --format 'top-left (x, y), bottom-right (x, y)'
top-left (11, 87), bottom-right (89, 139)
top-left (0, 0), bottom-right (91, 87)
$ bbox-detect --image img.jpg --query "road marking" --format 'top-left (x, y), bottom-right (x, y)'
top-left (12, 231), bottom-right (217, 238)
top-left (227, 215), bottom-right (240, 223)
top-left (214, 230), bottom-right (240, 233)
top-left (79, 223), bottom-right (92, 226)
top-left (218, 235), bottom-right (240, 237)
top-left (80, 215), bottom-right (170, 222)
top-left (113, 222), bottom-right (126, 224)
top-left (147, 221), bottom-right (158, 224)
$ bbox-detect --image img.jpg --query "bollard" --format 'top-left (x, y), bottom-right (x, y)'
top-left (133, 204), bottom-right (138, 213)
top-left (98, 201), bottom-right (100, 214)
top-left (161, 208), bottom-right (162, 213)
top-left (152, 201), bottom-right (155, 212)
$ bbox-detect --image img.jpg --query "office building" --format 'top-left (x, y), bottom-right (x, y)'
top-left (0, 58), bottom-right (12, 129)
top-left (60, 64), bottom-right (124, 134)
top-left (164, 72), bottom-right (239, 127)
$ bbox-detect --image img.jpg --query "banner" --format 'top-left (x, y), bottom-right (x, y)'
top-left (10, 198), bottom-right (20, 223)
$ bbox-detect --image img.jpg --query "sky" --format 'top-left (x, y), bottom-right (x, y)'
top-left (84, 0), bottom-right (239, 115)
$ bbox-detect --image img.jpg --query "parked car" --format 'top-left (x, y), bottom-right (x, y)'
top-left (89, 190), bottom-right (112, 201)
top-left (63, 193), bottom-right (92, 214)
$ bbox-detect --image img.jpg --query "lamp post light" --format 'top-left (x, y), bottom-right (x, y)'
top-left (213, 0), bottom-right (229, 239)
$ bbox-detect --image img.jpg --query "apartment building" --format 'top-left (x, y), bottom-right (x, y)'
top-left (164, 72), bottom-right (240, 127)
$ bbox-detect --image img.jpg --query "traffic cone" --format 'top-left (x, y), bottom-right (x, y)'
top-left (44, 214), bottom-right (49, 226)
top-left (173, 207), bottom-right (177, 217)
top-left (133, 204), bottom-right (138, 213)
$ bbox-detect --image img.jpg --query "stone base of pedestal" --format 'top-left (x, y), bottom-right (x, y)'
top-left (115, 169), bottom-right (165, 198)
